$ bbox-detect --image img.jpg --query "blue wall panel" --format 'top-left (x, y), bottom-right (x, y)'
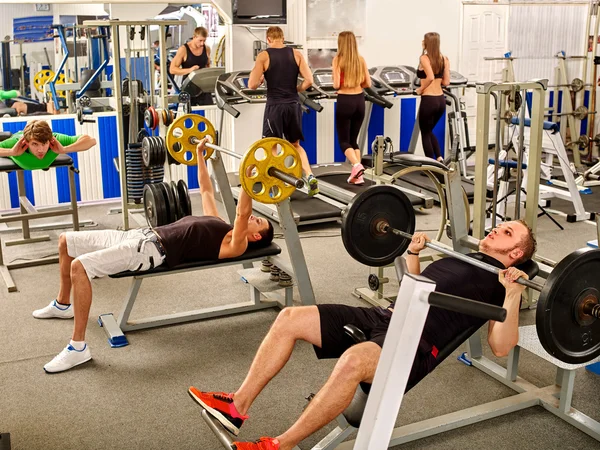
top-left (400, 98), bottom-right (417, 152)
top-left (367, 104), bottom-right (385, 154)
top-left (51, 118), bottom-right (81, 202)
top-left (97, 116), bottom-right (121, 198)
top-left (301, 108), bottom-right (318, 164)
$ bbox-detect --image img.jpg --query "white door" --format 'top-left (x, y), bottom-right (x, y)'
top-left (460, 2), bottom-right (510, 118)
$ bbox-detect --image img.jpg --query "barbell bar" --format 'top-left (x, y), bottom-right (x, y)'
top-left (189, 136), bottom-right (305, 189)
top-left (341, 185), bottom-right (600, 364)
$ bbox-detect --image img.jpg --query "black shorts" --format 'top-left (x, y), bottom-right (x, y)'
top-left (314, 304), bottom-right (437, 393)
top-left (262, 102), bottom-right (304, 143)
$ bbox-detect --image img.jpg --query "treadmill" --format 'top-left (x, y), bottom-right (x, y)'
top-left (365, 66), bottom-right (476, 203)
top-left (306, 68), bottom-right (434, 209)
top-left (214, 70), bottom-right (345, 226)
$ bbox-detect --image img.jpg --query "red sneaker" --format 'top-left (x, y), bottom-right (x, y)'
top-left (188, 387), bottom-right (248, 435)
top-left (233, 437), bottom-right (280, 450)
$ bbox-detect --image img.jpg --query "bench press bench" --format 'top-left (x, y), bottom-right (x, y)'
top-left (100, 242), bottom-right (292, 348)
top-left (0, 153), bottom-right (80, 292)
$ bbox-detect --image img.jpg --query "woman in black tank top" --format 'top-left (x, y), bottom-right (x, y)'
top-left (414, 32), bottom-right (450, 162)
top-left (170, 26), bottom-right (213, 105)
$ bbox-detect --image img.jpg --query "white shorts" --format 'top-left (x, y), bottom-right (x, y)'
top-left (65, 228), bottom-right (166, 280)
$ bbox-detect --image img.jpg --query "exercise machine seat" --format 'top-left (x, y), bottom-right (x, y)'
top-left (340, 258), bottom-right (539, 428)
top-left (110, 243), bottom-right (282, 278)
top-left (362, 152), bottom-right (448, 171)
top-left (0, 153), bottom-right (74, 173)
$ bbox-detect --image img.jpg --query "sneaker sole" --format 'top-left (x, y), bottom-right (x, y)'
top-left (43, 355), bottom-right (92, 374)
top-left (33, 314), bottom-right (74, 319)
top-left (188, 389), bottom-right (241, 436)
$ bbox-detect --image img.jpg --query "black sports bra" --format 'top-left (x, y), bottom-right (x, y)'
top-left (416, 56), bottom-right (445, 79)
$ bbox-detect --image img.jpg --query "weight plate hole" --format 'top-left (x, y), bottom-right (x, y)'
top-left (283, 155), bottom-right (297, 169)
top-left (269, 185), bottom-right (281, 199)
top-left (246, 164), bottom-right (258, 178)
top-left (184, 151), bottom-right (194, 162)
top-left (252, 182), bottom-right (265, 195)
top-left (197, 121), bottom-right (207, 133)
top-left (184, 117), bottom-right (194, 129)
top-left (172, 127), bottom-right (184, 139)
top-left (254, 147), bottom-right (267, 161)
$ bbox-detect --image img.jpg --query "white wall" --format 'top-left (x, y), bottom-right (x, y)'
top-left (361, 0), bottom-right (462, 69)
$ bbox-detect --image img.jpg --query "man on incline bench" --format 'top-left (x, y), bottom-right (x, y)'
top-left (189, 221), bottom-right (536, 450)
top-left (34, 138), bottom-right (274, 373)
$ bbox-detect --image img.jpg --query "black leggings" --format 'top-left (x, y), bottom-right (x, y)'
top-left (418, 95), bottom-right (446, 160)
top-left (336, 93), bottom-right (365, 152)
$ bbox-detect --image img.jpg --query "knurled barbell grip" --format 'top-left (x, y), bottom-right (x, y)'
top-left (428, 292), bottom-right (507, 322)
top-left (268, 167), bottom-right (304, 189)
top-left (387, 226), bottom-right (545, 291)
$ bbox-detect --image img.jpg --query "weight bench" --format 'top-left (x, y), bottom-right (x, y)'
top-left (100, 243), bottom-right (291, 348)
top-left (202, 260), bottom-right (542, 450)
top-left (0, 154), bottom-right (80, 292)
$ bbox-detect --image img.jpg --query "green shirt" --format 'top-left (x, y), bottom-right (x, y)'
top-left (0, 132), bottom-right (80, 170)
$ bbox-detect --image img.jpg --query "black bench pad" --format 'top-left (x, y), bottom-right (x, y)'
top-left (109, 243), bottom-right (282, 278)
top-left (0, 153), bottom-right (74, 172)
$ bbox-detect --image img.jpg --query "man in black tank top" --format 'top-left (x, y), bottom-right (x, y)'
top-left (170, 26), bottom-right (213, 105)
top-left (248, 26), bottom-right (320, 196)
top-left (36, 138), bottom-right (274, 373)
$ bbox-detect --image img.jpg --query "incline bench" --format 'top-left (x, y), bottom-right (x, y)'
top-left (0, 153), bottom-right (79, 292)
top-left (100, 242), bottom-right (291, 348)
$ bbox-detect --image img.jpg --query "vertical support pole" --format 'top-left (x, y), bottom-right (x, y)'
top-left (276, 199), bottom-right (315, 305)
top-left (69, 166), bottom-right (80, 231)
top-left (111, 24), bottom-right (129, 231)
top-left (506, 346), bottom-right (520, 382)
top-left (473, 85), bottom-right (492, 240)
top-left (17, 171), bottom-right (30, 239)
top-left (525, 87), bottom-right (546, 233)
top-left (557, 368), bottom-right (576, 414)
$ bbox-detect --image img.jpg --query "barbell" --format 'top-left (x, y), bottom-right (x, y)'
top-left (547, 77), bottom-right (586, 92)
top-left (341, 185), bottom-right (600, 365)
top-left (165, 114), bottom-right (304, 204)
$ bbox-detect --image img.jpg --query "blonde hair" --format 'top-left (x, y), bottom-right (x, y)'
top-left (266, 26), bottom-right (284, 41)
top-left (337, 31), bottom-right (362, 88)
top-left (194, 27), bottom-right (208, 38)
top-left (22, 120), bottom-right (52, 143)
top-left (423, 32), bottom-right (443, 74)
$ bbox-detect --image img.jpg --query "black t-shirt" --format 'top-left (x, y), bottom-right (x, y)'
top-left (390, 252), bottom-right (506, 351)
top-left (154, 216), bottom-right (233, 267)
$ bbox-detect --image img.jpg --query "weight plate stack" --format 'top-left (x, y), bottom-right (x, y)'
top-left (177, 179), bottom-right (192, 217)
top-left (126, 145), bottom-right (145, 203)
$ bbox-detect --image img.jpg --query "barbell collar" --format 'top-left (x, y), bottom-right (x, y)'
top-left (427, 292), bottom-right (507, 322)
top-left (388, 226), bottom-right (545, 291)
top-left (583, 302), bottom-right (600, 318)
top-left (268, 167), bottom-right (304, 189)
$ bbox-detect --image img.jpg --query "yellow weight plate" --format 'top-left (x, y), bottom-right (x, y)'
top-left (33, 70), bottom-right (55, 93)
top-left (239, 137), bottom-right (302, 204)
top-left (165, 114), bottom-right (217, 165)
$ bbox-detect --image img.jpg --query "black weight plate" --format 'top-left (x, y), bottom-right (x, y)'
top-left (138, 129), bottom-right (149, 143)
top-left (154, 137), bottom-right (166, 166)
top-left (341, 185), bottom-right (415, 267)
top-left (143, 184), bottom-right (167, 228)
top-left (536, 247), bottom-right (600, 364)
top-left (157, 181), bottom-right (176, 225)
top-left (142, 137), bottom-right (152, 167)
top-left (177, 179), bottom-right (192, 217)
top-left (170, 181), bottom-right (182, 221)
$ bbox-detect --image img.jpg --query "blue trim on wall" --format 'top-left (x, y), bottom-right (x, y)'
top-left (97, 116), bottom-right (121, 198)
top-left (51, 118), bottom-right (81, 203)
top-left (400, 98), bottom-right (417, 152)
top-left (367, 104), bottom-right (385, 154)
top-left (301, 108), bottom-right (318, 164)
top-left (2, 121), bottom-right (34, 208)
top-left (186, 110), bottom-right (205, 189)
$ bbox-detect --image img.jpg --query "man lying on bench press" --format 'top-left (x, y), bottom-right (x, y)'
top-left (34, 138), bottom-right (274, 373)
top-left (189, 221), bottom-right (537, 450)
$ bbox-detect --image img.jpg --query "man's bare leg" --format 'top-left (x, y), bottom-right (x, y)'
top-left (292, 141), bottom-right (313, 177)
top-left (57, 233), bottom-right (74, 304)
top-left (233, 306), bottom-right (322, 415)
top-left (70, 260), bottom-right (93, 341)
top-left (275, 342), bottom-right (381, 450)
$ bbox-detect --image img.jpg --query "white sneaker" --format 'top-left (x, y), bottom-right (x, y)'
top-left (33, 300), bottom-right (74, 319)
top-left (44, 344), bottom-right (92, 373)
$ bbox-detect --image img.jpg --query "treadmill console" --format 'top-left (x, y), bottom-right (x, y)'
top-left (370, 66), bottom-right (415, 94)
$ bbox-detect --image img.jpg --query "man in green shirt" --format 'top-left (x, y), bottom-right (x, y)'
top-left (0, 120), bottom-right (96, 170)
